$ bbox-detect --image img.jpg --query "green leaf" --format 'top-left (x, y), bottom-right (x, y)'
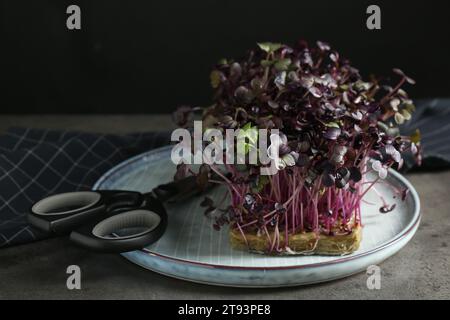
top-left (377, 121), bottom-right (389, 133)
top-left (410, 129), bottom-right (421, 144)
top-left (240, 123), bottom-right (258, 144)
top-left (241, 122), bottom-right (252, 131)
top-left (252, 175), bottom-right (269, 193)
top-left (257, 42), bottom-right (282, 53)
top-left (274, 58), bottom-right (291, 71)
top-left (404, 102), bottom-right (416, 113)
top-left (261, 59), bottom-right (274, 67)
top-left (210, 70), bottom-right (221, 88)
top-left (325, 122), bottom-right (340, 128)
top-left (237, 123), bottom-right (259, 155)
top-left (401, 109), bottom-right (411, 121)
top-left (394, 112), bottom-right (405, 125)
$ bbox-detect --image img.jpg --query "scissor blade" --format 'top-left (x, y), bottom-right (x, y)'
top-left (149, 175), bottom-right (200, 203)
top-left (150, 172), bottom-right (225, 203)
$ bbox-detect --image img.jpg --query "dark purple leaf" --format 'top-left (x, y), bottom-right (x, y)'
top-left (400, 188), bottom-right (410, 201)
top-left (393, 68), bottom-right (416, 85)
top-left (322, 173), bottom-right (335, 187)
top-left (234, 86), bottom-right (253, 103)
top-left (309, 86), bottom-right (322, 98)
top-left (336, 167), bottom-right (350, 182)
top-left (196, 164), bottom-right (210, 190)
top-left (379, 204), bottom-right (396, 214)
top-left (268, 100), bottom-right (279, 109)
top-left (317, 40), bottom-right (331, 51)
top-left (172, 106), bottom-right (192, 128)
top-left (244, 193), bottom-right (255, 206)
top-left (295, 153), bottom-right (309, 167)
top-left (204, 206), bottom-right (216, 217)
top-left (200, 196), bottom-right (214, 208)
top-left (349, 167), bottom-right (362, 182)
top-left (323, 127), bottom-right (341, 140)
top-left (174, 163), bottom-right (189, 181)
top-left (330, 51), bottom-right (339, 62)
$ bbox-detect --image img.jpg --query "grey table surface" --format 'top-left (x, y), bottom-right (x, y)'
top-left (0, 115), bottom-right (449, 300)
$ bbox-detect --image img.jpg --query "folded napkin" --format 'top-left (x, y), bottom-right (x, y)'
top-left (0, 99), bottom-right (449, 248)
top-left (0, 128), bottom-right (170, 248)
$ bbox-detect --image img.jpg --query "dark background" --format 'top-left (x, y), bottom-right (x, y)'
top-left (1, 0), bottom-right (449, 114)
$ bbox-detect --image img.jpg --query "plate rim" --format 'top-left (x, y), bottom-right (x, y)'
top-left (93, 145), bottom-right (421, 271)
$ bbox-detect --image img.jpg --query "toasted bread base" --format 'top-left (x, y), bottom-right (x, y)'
top-left (230, 225), bottom-right (362, 256)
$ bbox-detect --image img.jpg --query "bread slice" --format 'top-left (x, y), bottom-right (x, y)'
top-left (229, 225), bottom-right (362, 256)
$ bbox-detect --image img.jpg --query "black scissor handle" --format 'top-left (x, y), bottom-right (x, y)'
top-left (29, 191), bottom-right (105, 234)
top-left (70, 196), bottom-right (168, 253)
top-left (28, 190), bottom-right (143, 234)
top-left (31, 191), bottom-right (102, 216)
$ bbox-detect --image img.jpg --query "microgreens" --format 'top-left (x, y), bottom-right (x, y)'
top-left (174, 40), bottom-right (421, 254)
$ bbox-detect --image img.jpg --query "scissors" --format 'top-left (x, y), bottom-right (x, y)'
top-left (28, 175), bottom-right (211, 253)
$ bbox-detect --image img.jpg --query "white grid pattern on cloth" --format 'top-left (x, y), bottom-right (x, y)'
top-left (0, 127), bottom-right (169, 248)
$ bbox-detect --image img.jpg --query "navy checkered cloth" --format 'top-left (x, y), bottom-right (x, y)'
top-left (0, 128), bottom-right (170, 248)
top-left (0, 99), bottom-right (449, 248)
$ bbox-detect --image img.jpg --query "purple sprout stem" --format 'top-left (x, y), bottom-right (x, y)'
top-left (221, 161), bottom-right (383, 253)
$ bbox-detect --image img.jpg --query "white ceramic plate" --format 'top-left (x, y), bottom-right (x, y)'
top-left (93, 146), bottom-right (421, 288)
